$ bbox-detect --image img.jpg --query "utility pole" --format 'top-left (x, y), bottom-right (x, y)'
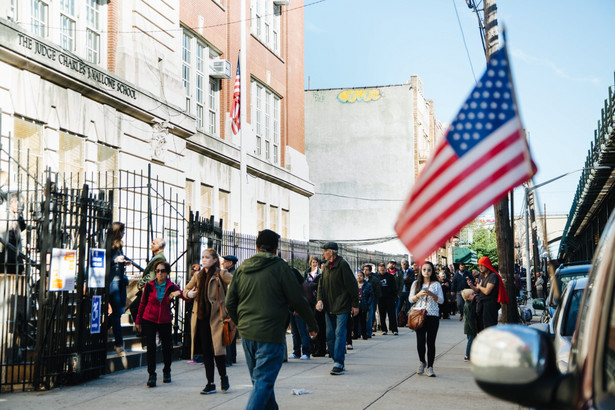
top-left (484, 0), bottom-right (518, 323)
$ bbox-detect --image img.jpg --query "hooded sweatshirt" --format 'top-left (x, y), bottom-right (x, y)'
top-left (225, 252), bottom-right (318, 344)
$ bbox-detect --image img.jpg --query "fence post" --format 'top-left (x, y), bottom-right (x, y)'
top-left (33, 178), bottom-right (52, 390)
top-left (73, 184), bottom-right (89, 354)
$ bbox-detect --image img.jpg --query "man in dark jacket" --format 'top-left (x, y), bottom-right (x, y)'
top-left (316, 242), bottom-right (359, 376)
top-left (377, 262), bottom-right (398, 335)
top-left (363, 264), bottom-right (380, 338)
top-left (226, 229), bottom-right (317, 410)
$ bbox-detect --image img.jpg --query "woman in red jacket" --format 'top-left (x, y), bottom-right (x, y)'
top-left (136, 260), bottom-right (184, 387)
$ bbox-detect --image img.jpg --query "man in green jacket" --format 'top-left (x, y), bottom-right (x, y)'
top-left (316, 242), bottom-right (359, 376)
top-left (226, 229), bottom-right (317, 410)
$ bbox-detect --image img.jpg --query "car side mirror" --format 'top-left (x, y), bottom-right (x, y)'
top-left (471, 325), bottom-right (574, 408)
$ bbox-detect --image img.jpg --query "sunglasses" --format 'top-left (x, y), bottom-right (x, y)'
top-left (155, 269), bottom-right (167, 273)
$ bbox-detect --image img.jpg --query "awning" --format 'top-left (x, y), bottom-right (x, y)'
top-left (453, 247), bottom-right (478, 264)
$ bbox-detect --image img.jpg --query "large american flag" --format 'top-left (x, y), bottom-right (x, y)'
top-left (230, 56), bottom-right (240, 135)
top-left (395, 46), bottom-right (536, 261)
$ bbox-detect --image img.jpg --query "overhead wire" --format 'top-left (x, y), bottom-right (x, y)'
top-left (452, 0), bottom-right (478, 83)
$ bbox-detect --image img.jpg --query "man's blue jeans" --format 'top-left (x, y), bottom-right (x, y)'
top-left (367, 299), bottom-right (378, 337)
top-left (289, 313), bottom-right (311, 356)
top-left (325, 312), bottom-right (349, 368)
top-left (242, 338), bottom-right (285, 410)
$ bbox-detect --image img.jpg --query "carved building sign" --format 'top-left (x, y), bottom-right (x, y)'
top-left (1, 21), bottom-right (138, 101)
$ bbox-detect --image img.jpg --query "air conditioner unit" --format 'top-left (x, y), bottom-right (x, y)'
top-left (210, 59), bottom-right (231, 79)
top-left (273, 0), bottom-right (290, 5)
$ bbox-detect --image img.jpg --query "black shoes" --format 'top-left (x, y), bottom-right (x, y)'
top-left (147, 374), bottom-right (157, 387)
top-left (330, 366), bottom-right (345, 375)
top-left (163, 372), bottom-right (171, 383)
top-left (221, 375), bottom-right (230, 392)
top-left (201, 383), bottom-right (216, 395)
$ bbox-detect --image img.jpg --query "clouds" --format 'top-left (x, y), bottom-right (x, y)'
top-left (510, 49), bottom-right (600, 86)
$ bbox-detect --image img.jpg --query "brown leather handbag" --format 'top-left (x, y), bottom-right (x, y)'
top-left (216, 273), bottom-right (237, 346)
top-left (407, 308), bottom-right (426, 330)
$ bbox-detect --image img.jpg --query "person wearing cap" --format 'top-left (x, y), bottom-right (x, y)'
top-left (467, 256), bottom-right (500, 331)
top-left (226, 229), bottom-right (317, 410)
top-left (315, 242), bottom-right (359, 376)
top-left (222, 255), bottom-right (239, 366)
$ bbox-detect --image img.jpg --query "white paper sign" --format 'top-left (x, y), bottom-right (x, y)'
top-left (49, 248), bottom-right (76, 292)
top-left (88, 248), bottom-right (106, 288)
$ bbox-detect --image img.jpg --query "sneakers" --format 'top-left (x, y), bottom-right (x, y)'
top-left (382, 331), bottom-right (388, 335)
top-left (201, 383), bottom-right (217, 395)
top-left (330, 366), bottom-right (345, 375)
top-left (288, 353), bottom-right (299, 359)
top-left (147, 374), bottom-right (157, 388)
top-left (464, 356), bottom-right (470, 361)
top-left (187, 360), bottom-right (202, 365)
top-left (393, 331), bottom-right (398, 335)
top-left (426, 367), bottom-right (436, 377)
top-left (346, 344), bottom-right (353, 350)
top-left (163, 372), bottom-right (171, 383)
top-left (300, 354), bottom-right (310, 360)
top-left (417, 361), bottom-right (425, 375)
top-left (221, 375), bottom-right (230, 392)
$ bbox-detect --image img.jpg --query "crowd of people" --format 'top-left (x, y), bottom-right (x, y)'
top-left (107, 222), bottom-right (516, 409)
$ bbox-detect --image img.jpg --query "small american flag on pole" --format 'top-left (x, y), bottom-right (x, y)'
top-left (230, 56), bottom-right (241, 135)
top-left (395, 45), bottom-right (536, 261)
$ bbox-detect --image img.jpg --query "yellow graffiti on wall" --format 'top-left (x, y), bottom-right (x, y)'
top-left (337, 88), bottom-right (381, 103)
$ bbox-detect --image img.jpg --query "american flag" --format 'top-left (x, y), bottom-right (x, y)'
top-left (230, 56), bottom-right (240, 135)
top-left (395, 46), bottom-right (536, 261)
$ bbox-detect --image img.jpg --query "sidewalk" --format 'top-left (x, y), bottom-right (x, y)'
top-left (2, 315), bottom-right (521, 410)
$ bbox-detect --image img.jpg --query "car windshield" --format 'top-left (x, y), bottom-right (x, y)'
top-left (562, 288), bottom-right (584, 337)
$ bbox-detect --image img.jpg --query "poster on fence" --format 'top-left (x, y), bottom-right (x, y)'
top-left (49, 248), bottom-right (76, 292)
top-left (91, 295), bottom-right (101, 334)
top-left (88, 248), bottom-right (106, 288)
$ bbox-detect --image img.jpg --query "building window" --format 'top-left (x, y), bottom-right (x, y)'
top-left (85, 0), bottom-right (100, 64)
top-left (251, 0), bottom-right (282, 54)
top-left (269, 205), bottom-right (278, 232)
top-left (256, 202), bottom-right (266, 232)
top-left (185, 179), bottom-right (194, 213)
top-left (195, 41), bottom-right (204, 127)
top-left (200, 184), bottom-right (213, 219)
top-left (8, 0), bottom-right (17, 21)
top-left (13, 118), bottom-right (43, 178)
top-left (208, 78), bottom-right (220, 136)
top-left (59, 132), bottom-right (83, 182)
top-left (31, 0), bottom-right (48, 38)
top-left (60, 0), bottom-right (76, 51)
top-left (281, 209), bottom-right (289, 239)
top-left (219, 190), bottom-right (229, 230)
top-left (182, 32), bottom-right (192, 113)
top-left (252, 80), bottom-right (281, 165)
top-left (183, 29), bottom-right (222, 137)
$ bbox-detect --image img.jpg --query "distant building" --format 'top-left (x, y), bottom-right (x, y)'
top-left (305, 77), bottom-right (445, 256)
top-left (0, 0), bottom-right (311, 240)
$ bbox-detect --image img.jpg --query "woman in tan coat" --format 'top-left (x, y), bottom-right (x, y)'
top-left (185, 248), bottom-right (232, 395)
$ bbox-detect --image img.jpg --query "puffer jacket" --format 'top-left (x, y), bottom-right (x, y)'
top-left (136, 279), bottom-right (183, 324)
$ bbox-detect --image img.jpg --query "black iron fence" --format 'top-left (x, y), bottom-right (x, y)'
top-left (1, 148), bottom-right (406, 393)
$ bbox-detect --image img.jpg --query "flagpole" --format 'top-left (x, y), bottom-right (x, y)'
top-left (239, 0), bottom-right (247, 233)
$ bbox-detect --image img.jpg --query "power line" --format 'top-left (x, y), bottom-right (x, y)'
top-left (314, 192), bottom-right (404, 202)
top-left (19, 0), bottom-right (328, 36)
top-left (452, 0), bottom-right (477, 83)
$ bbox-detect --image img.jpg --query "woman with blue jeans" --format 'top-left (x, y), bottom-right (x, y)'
top-left (109, 222), bottom-right (131, 355)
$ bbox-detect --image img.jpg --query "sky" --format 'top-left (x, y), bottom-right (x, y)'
top-left (304, 0), bottom-right (615, 224)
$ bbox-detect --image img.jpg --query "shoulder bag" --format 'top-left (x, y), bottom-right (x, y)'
top-left (216, 273), bottom-right (237, 346)
top-left (408, 291), bottom-right (427, 331)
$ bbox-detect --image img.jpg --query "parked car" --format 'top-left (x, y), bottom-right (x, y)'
top-left (469, 211), bottom-right (615, 409)
top-left (540, 261), bottom-right (591, 323)
top-left (531, 277), bottom-right (587, 372)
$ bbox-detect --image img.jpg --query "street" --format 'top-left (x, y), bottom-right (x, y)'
top-left (1, 315), bottom-right (520, 410)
